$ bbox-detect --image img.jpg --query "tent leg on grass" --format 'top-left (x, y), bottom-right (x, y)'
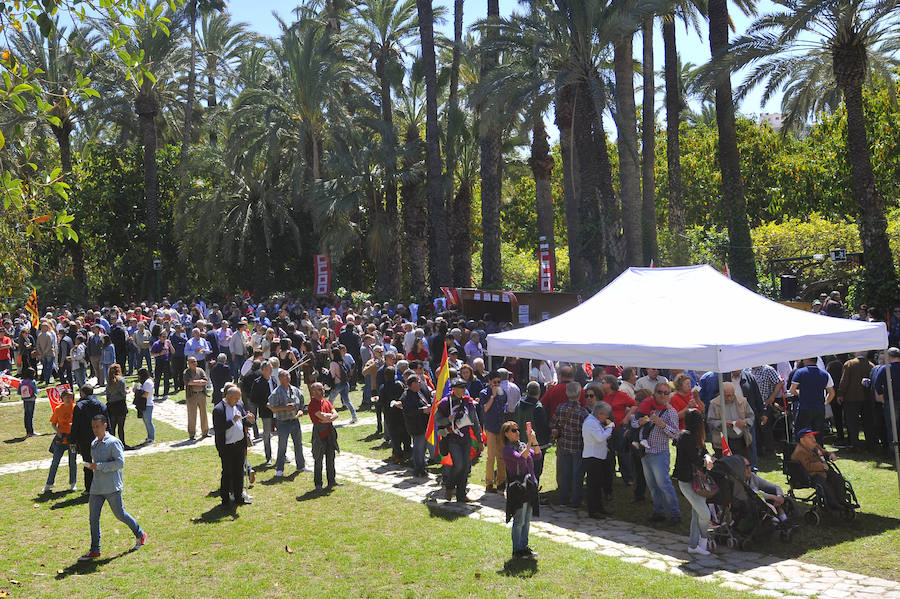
top-left (884, 348), bottom-right (900, 495)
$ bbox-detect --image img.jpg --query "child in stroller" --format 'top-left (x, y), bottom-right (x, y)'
top-left (784, 428), bottom-right (859, 524)
top-left (708, 454), bottom-right (798, 549)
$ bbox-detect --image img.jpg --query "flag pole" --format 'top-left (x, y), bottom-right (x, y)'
top-left (884, 347), bottom-right (900, 495)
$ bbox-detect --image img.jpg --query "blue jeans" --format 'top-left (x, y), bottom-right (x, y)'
top-left (46, 440), bottom-right (77, 487)
top-left (275, 418), bottom-right (305, 471)
top-left (412, 433), bottom-right (427, 473)
top-left (612, 426), bottom-right (633, 483)
top-left (89, 491), bottom-right (143, 553)
top-left (511, 501), bottom-right (533, 552)
top-left (23, 400), bottom-right (35, 435)
top-left (642, 451), bottom-right (680, 517)
top-left (261, 417), bottom-right (273, 462)
top-left (362, 376), bottom-right (373, 407)
top-left (556, 449), bottom-right (583, 507)
top-left (73, 367), bottom-right (87, 389)
top-left (230, 354), bottom-right (242, 381)
top-left (127, 347), bottom-right (139, 375)
top-left (142, 404), bottom-right (155, 442)
top-left (137, 348), bottom-right (153, 376)
top-left (678, 480), bottom-right (710, 548)
top-left (328, 382), bottom-right (357, 420)
top-left (99, 362), bottom-right (113, 387)
top-left (446, 441), bottom-right (472, 499)
top-left (41, 356), bottom-right (56, 384)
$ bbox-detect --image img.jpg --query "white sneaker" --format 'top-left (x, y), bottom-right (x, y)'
top-left (688, 538), bottom-right (711, 555)
top-left (41, 484), bottom-right (52, 494)
top-left (275, 470), bottom-right (284, 477)
top-left (349, 418), bottom-right (358, 424)
top-left (70, 483), bottom-right (77, 492)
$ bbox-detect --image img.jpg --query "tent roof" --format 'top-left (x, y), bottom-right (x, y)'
top-left (486, 265), bottom-right (888, 372)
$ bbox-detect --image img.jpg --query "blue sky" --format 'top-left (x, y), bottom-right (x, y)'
top-left (226, 0), bottom-right (781, 118)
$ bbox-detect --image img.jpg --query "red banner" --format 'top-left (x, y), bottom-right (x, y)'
top-left (47, 384), bottom-right (70, 413)
top-left (538, 247), bottom-right (554, 292)
top-left (0, 373), bottom-right (21, 390)
top-left (314, 254), bottom-right (331, 296)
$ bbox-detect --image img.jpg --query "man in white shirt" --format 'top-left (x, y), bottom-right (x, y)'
top-left (498, 368), bottom-right (521, 416)
top-left (635, 368), bottom-right (668, 394)
top-left (213, 386), bottom-right (254, 506)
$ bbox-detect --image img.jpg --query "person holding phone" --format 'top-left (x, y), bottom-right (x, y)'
top-left (501, 420), bottom-right (541, 558)
top-left (582, 402), bottom-right (615, 519)
top-left (213, 386), bottom-right (255, 507)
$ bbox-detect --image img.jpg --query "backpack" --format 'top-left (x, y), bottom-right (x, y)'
top-left (337, 360), bottom-right (351, 384)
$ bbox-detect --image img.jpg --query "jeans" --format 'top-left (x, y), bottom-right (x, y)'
top-left (328, 382), bottom-right (357, 420)
top-left (142, 404), bottom-right (155, 442)
top-left (89, 491), bottom-right (143, 553)
top-left (362, 377), bottom-right (373, 407)
top-left (46, 440), bottom-right (77, 487)
top-left (137, 348), bottom-right (153, 376)
top-left (612, 426), bottom-right (633, 483)
top-left (678, 480), bottom-right (710, 548)
top-left (642, 451), bottom-right (680, 517)
top-left (556, 449), bottom-right (583, 507)
top-left (275, 418), bottom-right (305, 471)
top-left (154, 360), bottom-right (171, 397)
top-left (23, 400), bottom-right (35, 435)
top-left (445, 441), bottom-right (472, 499)
top-left (41, 356), bottom-right (56, 384)
top-left (98, 362), bottom-right (112, 387)
top-left (73, 367), bottom-right (87, 389)
top-left (412, 433), bottom-right (427, 474)
top-left (261, 417), bottom-right (273, 462)
top-left (510, 502), bottom-right (533, 552)
top-left (127, 347), bottom-right (139, 375)
top-left (246, 402), bottom-right (260, 438)
top-left (230, 354), bottom-right (243, 381)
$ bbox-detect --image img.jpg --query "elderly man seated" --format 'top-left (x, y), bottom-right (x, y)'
top-left (740, 456), bottom-right (790, 523)
top-left (790, 428), bottom-right (850, 509)
top-left (707, 382), bottom-right (754, 459)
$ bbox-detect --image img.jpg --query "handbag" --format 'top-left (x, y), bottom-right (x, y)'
top-left (692, 467), bottom-right (719, 498)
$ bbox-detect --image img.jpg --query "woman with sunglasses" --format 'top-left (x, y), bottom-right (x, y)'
top-left (501, 420), bottom-right (541, 558)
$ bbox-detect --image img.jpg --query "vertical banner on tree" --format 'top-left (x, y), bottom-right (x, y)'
top-left (25, 288), bottom-right (40, 329)
top-left (47, 384), bottom-right (70, 413)
top-left (538, 241), bottom-right (554, 292)
top-left (314, 254), bottom-right (331, 296)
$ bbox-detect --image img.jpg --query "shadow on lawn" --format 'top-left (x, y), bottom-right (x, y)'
top-left (55, 551), bottom-right (131, 579)
top-left (296, 487), bottom-right (334, 502)
top-left (192, 504), bottom-right (240, 524)
top-left (4, 436), bottom-right (28, 443)
top-left (424, 498), bottom-right (482, 521)
top-left (33, 490), bottom-right (76, 504)
top-left (499, 556), bottom-right (538, 578)
top-left (50, 494), bottom-right (90, 510)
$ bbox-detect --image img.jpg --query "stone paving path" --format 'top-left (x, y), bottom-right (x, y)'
top-left (4, 398), bottom-right (899, 599)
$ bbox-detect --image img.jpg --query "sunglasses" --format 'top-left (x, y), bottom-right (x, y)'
top-left (509, 428), bottom-right (520, 433)
top-left (585, 393), bottom-right (595, 398)
top-left (655, 390), bottom-right (670, 394)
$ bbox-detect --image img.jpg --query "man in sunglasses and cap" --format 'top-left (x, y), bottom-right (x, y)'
top-left (436, 378), bottom-right (483, 502)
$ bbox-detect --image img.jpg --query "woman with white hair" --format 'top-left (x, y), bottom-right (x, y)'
top-left (582, 401), bottom-right (614, 518)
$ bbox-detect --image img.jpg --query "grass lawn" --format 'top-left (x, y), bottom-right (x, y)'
top-left (0, 447), bottom-right (756, 599)
top-left (328, 394), bottom-right (900, 583)
top-left (0, 401), bottom-right (184, 465)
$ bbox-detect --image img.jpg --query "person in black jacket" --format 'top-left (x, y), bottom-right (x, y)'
top-left (401, 373), bottom-right (433, 477)
top-left (734, 369), bottom-right (765, 471)
top-left (110, 321), bottom-right (128, 374)
top-left (240, 360), bottom-right (262, 441)
top-left (673, 409), bottom-right (714, 555)
top-left (250, 362), bottom-right (277, 464)
top-left (212, 386), bottom-right (254, 507)
top-left (380, 366), bottom-right (409, 463)
top-left (70, 384), bottom-right (109, 493)
top-left (338, 319), bottom-right (361, 388)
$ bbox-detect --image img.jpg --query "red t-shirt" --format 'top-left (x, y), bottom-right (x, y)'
top-left (606, 390), bottom-right (636, 426)
top-left (308, 397), bottom-right (334, 421)
top-left (670, 391), bottom-right (692, 430)
top-left (542, 382), bottom-right (585, 421)
top-left (0, 336), bottom-right (12, 361)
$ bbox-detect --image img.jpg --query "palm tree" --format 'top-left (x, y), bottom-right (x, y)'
top-left (397, 68), bottom-right (429, 297)
top-left (479, 0), bottom-right (503, 289)
top-left (640, 14), bottom-right (657, 266)
top-left (416, 0), bottom-right (451, 292)
top-left (707, 0), bottom-right (757, 290)
top-left (445, 0), bottom-right (468, 287)
top-left (613, 22), bottom-right (643, 267)
top-left (727, 0), bottom-right (900, 304)
top-left (661, 0), bottom-right (706, 264)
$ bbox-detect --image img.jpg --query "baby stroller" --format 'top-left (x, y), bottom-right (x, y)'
top-left (782, 443), bottom-right (859, 525)
top-left (707, 455), bottom-right (797, 549)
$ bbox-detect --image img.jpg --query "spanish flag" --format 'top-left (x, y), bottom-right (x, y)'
top-left (425, 342), bottom-right (450, 448)
top-left (25, 288), bottom-right (39, 330)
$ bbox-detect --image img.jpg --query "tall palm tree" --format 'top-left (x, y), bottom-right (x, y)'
top-left (479, 0), bottom-right (503, 289)
top-left (661, 0), bottom-right (706, 264)
top-left (613, 24), bottom-right (643, 267)
top-left (397, 67), bottom-right (429, 297)
top-left (707, 0), bottom-right (757, 290)
top-left (445, 0), bottom-right (468, 287)
top-left (352, 0), bottom-right (419, 299)
top-left (416, 0), bottom-right (450, 292)
top-left (640, 14), bottom-right (657, 266)
top-left (727, 0), bottom-right (900, 304)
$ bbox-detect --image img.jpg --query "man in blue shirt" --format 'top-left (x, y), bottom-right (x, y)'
top-left (789, 358), bottom-right (835, 446)
top-left (479, 371), bottom-right (508, 493)
top-left (874, 347), bottom-right (900, 459)
top-left (78, 414), bottom-right (146, 561)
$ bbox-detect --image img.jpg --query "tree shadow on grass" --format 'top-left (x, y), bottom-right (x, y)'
top-left (50, 493), bottom-right (90, 510)
top-left (55, 550), bottom-right (131, 580)
top-left (191, 504), bottom-right (240, 524)
top-left (499, 556), bottom-right (538, 578)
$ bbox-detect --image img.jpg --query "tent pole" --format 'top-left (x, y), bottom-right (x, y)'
top-left (884, 350), bottom-right (900, 495)
top-left (717, 371), bottom-right (726, 454)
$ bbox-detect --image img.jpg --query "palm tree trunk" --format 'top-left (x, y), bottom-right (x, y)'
top-left (207, 69), bottom-right (218, 146)
top-left (614, 35), bottom-right (643, 267)
top-left (402, 122), bottom-right (429, 300)
top-left (181, 0), bottom-right (198, 169)
top-left (135, 84), bottom-right (160, 295)
top-left (52, 122), bottom-right (87, 299)
top-left (416, 0), bottom-right (450, 292)
top-left (447, 0), bottom-right (468, 287)
top-left (840, 81), bottom-right (898, 306)
top-left (575, 80), bottom-right (609, 286)
top-left (640, 16), bottom-right (657, 266)
top-left (479, 0), bottom-right (503, 289)
top-left (529, 112), bottom-right (556, 286)
top-left (377, 56), bottom-right (401, 300)
top-left (708, 0), bottom-right (757, 290)
top-left (555, 85), bottom-right (584, 288)
top-left (663, 15), bottom-right (687, 264)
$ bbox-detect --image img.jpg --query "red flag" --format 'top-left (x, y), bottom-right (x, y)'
top-left (723, 264), bottom-right (731, 279)
top-left (649, 259), bottom-right (656, 268)
top-left (0, 373), bottom-right (21, 390)
top-left (47, 384), bottom-right (70, 413)
top-left (720, 432), bottom-right (732, 456)
top-left (583, 363), bottom-right (594, 378)
top-left (425, 343), bottom-right (450, 448)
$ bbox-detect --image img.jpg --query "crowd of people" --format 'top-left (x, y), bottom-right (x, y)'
top-left (1, 292), bottom-right (898, 560)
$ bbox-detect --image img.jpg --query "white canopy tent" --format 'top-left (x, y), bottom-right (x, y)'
top-left (487, 265), bottom-right (898, 492)
top-left (487, 265), bottom-right (887, 372)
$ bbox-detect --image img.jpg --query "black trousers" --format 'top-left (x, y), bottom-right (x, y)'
top-left (78, 442), bottom-right (93, 492)
top-left (584, 456), bottom-right (610, 515)
top-left (154, 360), bottom-right (171, 397)
top-left (107, 401), bottom-right (127, 444)
top-left (220, 441), bottom-right (245, 503)
top-left (314, 446), bottom-right (336, 487)
top-left (171, 356), bottom-right (186, 391)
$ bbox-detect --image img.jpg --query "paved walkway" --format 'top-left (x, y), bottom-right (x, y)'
top-left (5, 398), bottom-right (898, 599)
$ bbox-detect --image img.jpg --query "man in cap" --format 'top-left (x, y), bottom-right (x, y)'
top-left (437, 378), bottom-right (483, 501)
top-left (791, 428), bottom-right (850, 509)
